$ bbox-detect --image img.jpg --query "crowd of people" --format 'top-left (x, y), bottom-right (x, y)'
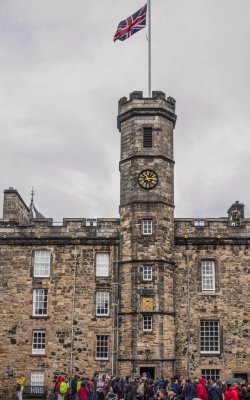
top-left (52, 373), bottom-right (250, 400)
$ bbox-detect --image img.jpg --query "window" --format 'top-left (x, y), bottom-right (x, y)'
top-left (31, 371), bottom-right (44, 386)
top-left (143, 128), bottom-right (153, 147)
top-left (32, 330), bottom-right (46, 355)
top-left (201, 261), bottom-right (215, 291)
top-left (143, 266), bottom-right (153, 281)
top-left (201, 369), bottom-right (220, 381)
top-left (143, 316), bottom-right (152, 332)
top-left (33, 289), bottom-right (48, 316)
top-left (34, 251), bottom-right (51, 278)
top-left (96, 253), bottom-right (109, 277)
top-left (142, 220), bottom-right (152, 235)
top-left (96, 292), bottom-right (109, 316)
top-left (200, 321), bottom-right (220, 354)
top-left (86, 218), bottom-right (97, 227)
top-left (31, 371), bottom-right (45, 394)
top-left (194, 219), bottom-right (205, 227)
top-left (96, 335), bottom-right (109, 360)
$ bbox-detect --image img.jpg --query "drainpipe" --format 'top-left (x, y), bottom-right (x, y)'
top-left (70, 247), bottom-right (77, 386)
top-left (185, 254), bottom-right (191, 377)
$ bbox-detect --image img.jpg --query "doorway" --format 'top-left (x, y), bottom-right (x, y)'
top-left (140, 367), bottom-right (155, 379)
top-left (233, 373), bottom-right (248, 383)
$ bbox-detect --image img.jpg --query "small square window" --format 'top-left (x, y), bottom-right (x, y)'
top-left (194, 219), bottom-right (205, 227)
top-left (96, 253), bottom-right (109, 277)
top-left (32, 330), bottom-right (46, 355)
top-left (33, 251), bottom-right (51, 278)
top-left (143, 266), bottom-right (152, 281)
top-left (96, 335), bottom-right (109, 360)
top-left (143, 316), bottom-right (152, 332)
top-left (142, 220), bottom-right (152, 235)
top-left (33, 289), bottom-right (48, 316)
top-left (96, 292), bottom-right (109, 316)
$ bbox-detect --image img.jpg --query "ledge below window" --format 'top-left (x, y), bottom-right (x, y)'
top-left (198, 291), bottom-right (222, 296)
top-left (30, 316), bottom-right (50, 319)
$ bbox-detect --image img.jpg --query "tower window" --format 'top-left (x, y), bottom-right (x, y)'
top-left (143, 266), bottom-right (153, 281)
top-left (142, 219), bottom-right (153, 235)
top-left (143, 128), bottom-right (152, 147)
top-left (143, 316), bottom-right (153, 332)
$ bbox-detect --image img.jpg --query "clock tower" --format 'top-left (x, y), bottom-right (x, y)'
top-left (117, 91), bottom-right (177, 377)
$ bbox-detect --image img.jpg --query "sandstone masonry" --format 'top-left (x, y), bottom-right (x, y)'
top-left (0, 92), bottom-right (249, 398)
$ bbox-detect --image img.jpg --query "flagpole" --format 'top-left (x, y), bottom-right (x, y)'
top-left (148, 0), bottom-right (151, 97)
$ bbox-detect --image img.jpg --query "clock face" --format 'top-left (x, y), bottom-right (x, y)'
top-left (138, 170), bottom-right (158, 190)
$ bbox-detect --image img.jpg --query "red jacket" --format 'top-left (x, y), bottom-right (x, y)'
top-left (78, 386), bottom-right (89, 400)
top-left (197, 378), bottom-right (208, 400)
top-left (224, 389), bottom-right (232, 400)
top-left (230, 387), bottom-right (240, 400)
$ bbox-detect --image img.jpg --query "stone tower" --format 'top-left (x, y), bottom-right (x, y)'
top-left (117, 91), bottom-right (177, 378)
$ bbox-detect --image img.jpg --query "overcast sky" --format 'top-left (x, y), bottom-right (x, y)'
top-left (0, 0), bottom-right (250, 221)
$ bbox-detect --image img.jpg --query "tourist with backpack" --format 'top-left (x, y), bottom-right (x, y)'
top-left (55, 376), bottom-right (68, 400)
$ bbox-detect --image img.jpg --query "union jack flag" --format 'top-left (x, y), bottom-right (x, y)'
top-left (114, 4), bottom-right (147, 42)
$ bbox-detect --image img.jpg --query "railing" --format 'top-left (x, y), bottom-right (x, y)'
top-left (23, 386), bottom-right (48, 398)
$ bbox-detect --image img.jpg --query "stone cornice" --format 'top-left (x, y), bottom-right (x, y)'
top-left (175, 236), bottom-right (250, 246)
top-left (119, 154), bottom-right (175, 166)
top-left (118, 107), bottom-right (177, 131)
top-left (0, 237), bottom-right (120, 246)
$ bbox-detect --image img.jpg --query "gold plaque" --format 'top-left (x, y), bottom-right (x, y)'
top-left (142, 297), bottom-right (153, 312)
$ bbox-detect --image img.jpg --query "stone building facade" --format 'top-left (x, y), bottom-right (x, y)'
top-left (0, 91), bottom-right (249, 396)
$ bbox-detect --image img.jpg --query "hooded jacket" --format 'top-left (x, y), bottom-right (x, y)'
top-left (196, 378), bottom-right (209, 400)
top-left (229, 386), bottom-right (240, 400)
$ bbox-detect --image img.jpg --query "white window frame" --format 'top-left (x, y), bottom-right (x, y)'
top-left (31, 371), bottom-right (44, 387)
top-left (142, 219), bottom-right (152, 235)
top-left (33, 289), bottom-right (48, 317)
top-left (201, 260), bottom-right (215, 292)
top-left (194, 219), bottom-right (205, 227)
top-left (33, 251), bottom-right (51, 278)
top-left (201, 369), bottom-right (220, 381)
top-left (200, 321), bottom-right (220, 354)
top-left (96, 292), bottom-right (109, 316)
top-left (96, 335), bottom-right (109, 360)
top-left (96, 253), bottom-right (109, 277)
top-left (143, 316), bottom-right (153, 332)
top-left (143, 266), bottom-right (153, 281)
top-left (32, 330), bottom-right (46, 355)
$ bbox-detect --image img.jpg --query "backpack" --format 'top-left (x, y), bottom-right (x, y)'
top-left (137, 383), bottom-right (145, 396)
top-left (59, 382), bottom-right (68, 395)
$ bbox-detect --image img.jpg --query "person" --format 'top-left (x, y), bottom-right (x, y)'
top-left (196, 378), bottom-right (208, 400)
top-left (78, 382), bottom-right (89, 400)
top-left (16, 384), bottom-right (24, 400)
top-left (159, 389), bottom-right (168, 400)
top-left (167, 389), bottom-right (178, 400)
top-left (242, 386), bottom-right (250, 400)
top-left (210, 380), bottom-right (223, 400)
top-left (55, 375), bottom-right (67, 400)
top-left (184, 379), bottom-right (196, 400)
top-left (230, 383), bottom-right (240, 400)
top-left (105, 386), bottom-right (118, 400)
top-left (224, 384), bottom-right (232, 400)
top-left (71, 375), bottom-right (79, 400)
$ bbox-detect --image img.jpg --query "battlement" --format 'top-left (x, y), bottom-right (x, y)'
top-left (117, 91), bottom-right (177, 131)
